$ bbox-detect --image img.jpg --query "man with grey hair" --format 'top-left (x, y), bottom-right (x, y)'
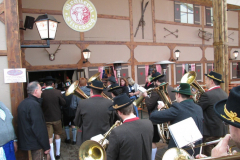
top-left (18, 81), bottom-right (50, 160)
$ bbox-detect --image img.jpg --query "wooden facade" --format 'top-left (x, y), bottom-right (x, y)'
top-left (0, 0), bottom-right (240, 158)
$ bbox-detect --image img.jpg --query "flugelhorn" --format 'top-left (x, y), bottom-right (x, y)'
top-left (66, 80), bottom-right (89, 99)
top-left (79, 121), bottom-right (121, 160)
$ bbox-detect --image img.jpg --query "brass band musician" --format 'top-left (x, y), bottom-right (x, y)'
top-left (142, 72), bottom-right (175, 160)
top-left (197, 71), bottom-right (228, 156)
top-left (107, 94), bottom-right (153, 160)
top-left (196, 86), bottom-right (240, 159)
top-left (74, 80), bottom-right (114, 146)
top-left (150, 83), bottom-right (204, 156)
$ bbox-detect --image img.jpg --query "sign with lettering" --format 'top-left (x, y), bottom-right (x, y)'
top-left (63, 0), bottom-right (97, 32)
top-left (4, 68), bottom-right (26, 83)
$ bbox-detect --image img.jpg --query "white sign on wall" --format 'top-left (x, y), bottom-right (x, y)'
top-left (4, 68), bottom-right (26, 83)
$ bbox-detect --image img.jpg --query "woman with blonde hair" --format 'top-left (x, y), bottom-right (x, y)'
top-left (127, 77), bottom-right (140, 100)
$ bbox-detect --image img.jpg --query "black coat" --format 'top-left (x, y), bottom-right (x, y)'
top-left (197, 87), bottom-right (228, 136)
top-left (150, 99), bottom-right (203, 156)
top-left (74, 96), bottom-right (114, 146)
top-left (17, 94), bottom-right (50, 151)
top-left (107, 118), bottom-right (153, 160)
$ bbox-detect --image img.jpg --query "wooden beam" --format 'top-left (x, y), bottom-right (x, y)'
top-left (129, 0), bottom-right (133, 42)
top-left (0, 50), bottom-right (7, 56)
top-left (5, 0), bottom-right (26, 159)
top-left (23, 40), bottom-right (218, 48)
top-left (151, 0), bottom-right (156, 42)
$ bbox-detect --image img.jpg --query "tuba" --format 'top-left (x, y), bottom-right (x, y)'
top-left (79, 121), bottom-right (121, 160)
top-left (66, 80), bottom-right (89, 99)
top-left (154, 82), bottom-right (172, 143)
top-left (181, 71), bottom-right (205, 102)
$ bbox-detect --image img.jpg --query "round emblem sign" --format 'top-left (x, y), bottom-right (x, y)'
top-left (62, 0), bottom-right (97, 32)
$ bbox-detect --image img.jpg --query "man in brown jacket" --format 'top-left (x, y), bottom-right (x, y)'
top-left (41, 76), bottom-right (66, 160)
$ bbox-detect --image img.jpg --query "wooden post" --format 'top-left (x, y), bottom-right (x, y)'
top-left (5, 0), bottom-right (26, 159)
top-left (212, 0), bottom-right (228, 93)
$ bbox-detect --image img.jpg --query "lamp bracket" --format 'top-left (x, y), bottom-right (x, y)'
top-left (21, 40), bottom-right (50, 48)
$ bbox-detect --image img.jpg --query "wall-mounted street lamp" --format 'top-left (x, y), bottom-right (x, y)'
top-left (174, 49), bottom-right (180, 60)
top-left (21, 14), bottom-right (60, 48)
top-left (233, 50), bottom-right (239, 60)
top-left (83, 49), bottom-right (91, 63)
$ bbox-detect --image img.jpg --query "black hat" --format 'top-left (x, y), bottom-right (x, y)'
top-left (205, 71), bottom-right (224, 83)
top-left (43, 76), bottom-right (56, 82)
top-left (108, 76), bottom-right (116, 83)
top-left (214, 86), bottom-right (240, 128)
top-left (109, 93), bottom-right (134, 111)
top-left (108, 84), bottom-right (122, 92)
top-left (151, 72), bottom-right (164, 82)
top-left (172, 83), bottom-right (193, 96)
top-left (87, 80), bottom-right (104, 91)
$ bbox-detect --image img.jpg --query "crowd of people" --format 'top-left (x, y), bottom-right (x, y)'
top-left (1, 71), bottom-right (240, 160)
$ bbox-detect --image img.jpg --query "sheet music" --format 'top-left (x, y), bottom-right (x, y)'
top-left (168, 117), bottom-right (202, 148)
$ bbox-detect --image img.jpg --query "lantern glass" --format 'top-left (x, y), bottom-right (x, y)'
top-left (233, 51), bottom-right (239, 59)
top-left (36, 20), bottom-right (48, 40)
top-left (83, 50), bottom-right (91, 59)
top-left (175, 50), bottom-right (180, 58)
top-left (49, 20), bottom-right (58, 39)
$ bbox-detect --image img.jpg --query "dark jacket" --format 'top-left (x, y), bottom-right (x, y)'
top-left (150, 99), bottom-right (203, 156)
top-left (107, 118), bottom-right (153, 160)
top-left (62, 94), bottom-right (76, 117)
top-left (41, 87), bottom-right (66, 122)
top-left (74, 96), bottom-right (114, 146)
top-left (197, 87), bottom-right (228, 136)
top-left (17, 94), bottom-right (50, 151)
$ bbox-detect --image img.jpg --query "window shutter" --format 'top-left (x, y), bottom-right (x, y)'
top-left (194, 5), bottom-right (200, 25)
top-left (206, 63), bottom-right (213, 74)
top-left (137, 65), bottom-right (146, 86)
top-left (195, 63), bottom-right (202, 81)
top-left (120, 66), bottom-right (129, 79)
top-left (174, 1), bottom-right (181, 23)
top-left (232, 62), bottom-right (238, 79)
top-left (175, 64), bottom-right (183, 84)
top-left (205, 7), bottom-right (211, 26)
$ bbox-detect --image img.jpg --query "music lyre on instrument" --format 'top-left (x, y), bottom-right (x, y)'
top-left (79, 121), bottom-right (121, 160)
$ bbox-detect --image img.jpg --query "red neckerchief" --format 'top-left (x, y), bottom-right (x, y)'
top-left (207, 86), bottom-right (221, 92)
top-left (91, 95), bottom-right (102, 98)
top-left (123, 117), bottom-right (139, 123)
top-left (147, 82), bottom-right (152, 87)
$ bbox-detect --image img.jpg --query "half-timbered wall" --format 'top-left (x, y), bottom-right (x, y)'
top-left (20, 0), bottom-right (240, 87)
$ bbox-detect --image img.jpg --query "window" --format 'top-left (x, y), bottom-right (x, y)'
top-left (180, 3), bottom-right (194, 24)
top-left (174, 1), bottom-right (200, 25)
top-left (206, 7), bottom-right (213, 26)
top-left (232, 62), bottom-right (240, 79)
